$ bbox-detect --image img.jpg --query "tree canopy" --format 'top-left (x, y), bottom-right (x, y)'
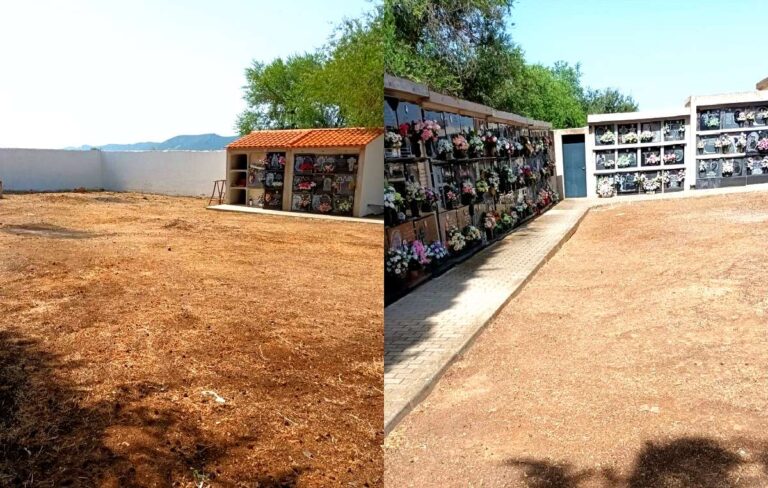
top-left (236, 10), bottom-right (382, 134)
top-left (383, 0), bottom-right (637, 128)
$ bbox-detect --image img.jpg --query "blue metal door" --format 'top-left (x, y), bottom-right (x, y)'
top-left (562, 135), bottom-right (587, 198)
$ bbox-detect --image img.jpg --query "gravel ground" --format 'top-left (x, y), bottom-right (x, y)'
top-left (385, 191), bottom-right (768, 488)
top-left (0, 192), bottom-right (383, 487)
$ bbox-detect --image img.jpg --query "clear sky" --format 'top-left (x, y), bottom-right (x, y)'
top-left (510, 0), bottom-right (767, 112)
top-left (0, 0), bottom-right (373, 149)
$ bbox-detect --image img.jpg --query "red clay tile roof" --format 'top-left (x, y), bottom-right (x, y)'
top-left (289, 128), bottom-right (384, 148)
top-left (227, 129), bottom-right (311, 149)
top-left (227, 127), bottom-right (383, 150)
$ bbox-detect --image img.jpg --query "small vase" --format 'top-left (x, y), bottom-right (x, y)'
top-left (411, 137), bottom-right (422, 157)
top-left (454, 149), bottom-right (467, 159)
top-left (424, 139), bottom-right (436, 158)
top-left (421, 201), bottom-right (434, 213)
top-left (410, 200), bottom-right (421, 218)
top-left (461, 193), bottom-right (473, 206)
top-left (384, 207), bottom-right (398, 227)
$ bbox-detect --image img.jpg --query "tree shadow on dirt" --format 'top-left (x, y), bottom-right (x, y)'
top-left (0, 329), bottom-right (246, 486)
top-left (506, 437), bottom-right (768, 488)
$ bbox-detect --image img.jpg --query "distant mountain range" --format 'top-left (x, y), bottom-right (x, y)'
top-left (67, 133), bottom-right (238, 151)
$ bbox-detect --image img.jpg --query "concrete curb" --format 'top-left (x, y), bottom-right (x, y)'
top-left (384, 204), bottom-right (591, 436)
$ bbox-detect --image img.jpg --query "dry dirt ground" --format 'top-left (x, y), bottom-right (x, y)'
top-left (0, 192), bottom-right (383, 487)
top-left (385, 191), bottom-right (768, 487)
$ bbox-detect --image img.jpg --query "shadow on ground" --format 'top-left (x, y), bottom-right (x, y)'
top-left (384, 205), bottom-right (561, 373)
top-left (0, 329), bottom-right (262, 487)
top-left (507, 437), bottom-right (768, 488)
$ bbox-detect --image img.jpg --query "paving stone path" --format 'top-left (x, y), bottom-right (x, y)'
top-left (384, 198), bottom-right (592, 434)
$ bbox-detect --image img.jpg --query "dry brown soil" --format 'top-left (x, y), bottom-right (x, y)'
top-left (0, 192), bottom-right (383, 487)
top-left (385, 192), bottom-right (768, 487)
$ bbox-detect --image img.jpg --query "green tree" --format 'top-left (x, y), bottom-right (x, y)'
top-left (236, 9), bottom-right (383, 134)
top-left (582, 87), bottom-right (639, 115)
top-left (235, 55), bottom-right (336, 134)
top-left (314, 13), bottom-right (384, 128)
top-left (494, 63), bottom-right (586, 129)
top-left (383, 1), bottom-right (639, 128)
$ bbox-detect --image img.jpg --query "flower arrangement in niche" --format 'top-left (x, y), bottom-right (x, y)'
top-left (475, 179), bottom-right (489, 195)
top-left (599, 130), bottom-right (616, 144)
top-left (427, 241), bottom-right (449, 262)
top-left (335, 199), bottom-right (352, 213)
top-left (640, 131), bottom-right (655, 143)
top-left (468, 133), bottom-right (484, 156)
top-left (757, 138), bottom-right (768, 154)
top-left (409, 240), bottom-right (431, 268)
top-left (597, 176), bottom-right (616, 198)
top-left (384, 185), bottom-right (403, 210)
top-left (483, 213), bottom-right (496, 230)
top-left (736, 133), bottom-right (748, 151)
top-left (645, 153), bottom-right (661, 166)
top-left (603, 158), bottom-right (616, 169)
top-left (385, 131), bottom-right (402, 148)
top-left (697, 140), bottom-right (705, 150)
top-left (699, 161), bottom-right (708, 173)
top-left (486, 171), bottom-right (500, 191)
top-left (297, 180), bottom-right (317, 191)
top-left (622, 131), bottom-right (638, 144)
top-left (758, 108), bottom-right (768, 122)
top-left (398, 123), bottom-right (411, 138)
top-left (705, 114), bottom-right (720, 129)
top-left (737, 111), bottom-right (747, 123)
top-left (617, 155), bottom-right (634, 168)
top-left (747, 111), bottom-right (756, 123)
top-left (414, 120), bottom-right (441, 142)
top-left (444, 189), bottom-right (459, 208)
top-left (422, 187), bottom-right (439, 209)
top-left (385, 246), bottom-right (410, 278)
top-left (663, 152), bottom-right (677, 164)
top-left (462, 225), bottom-right (482, 243)
top-left (497, 137), bottom-right (511, 156)
top-left (722, 160), bottom-right (734, 176)
top-left (461, 180), bottom-right (476, 197)
top-left (452, 135), bottom-right (469, 157)
top-left (446, 227), bottom-right (466, 253)
top-left (437, 139), bottom-right (453, 158)
top-left (762, 157), bottom-right (768, 170)
top-left (405, 180), bottom-right (426, 202)
top-left (637, 174), bottom-right (661, 192)
top-left (481, 131), bottom-right (498, 154)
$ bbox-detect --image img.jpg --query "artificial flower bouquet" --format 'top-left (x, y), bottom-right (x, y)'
top-left (622, 131), bottom-right (639, 144)
top-left (596, 176), bottom-right (616, 198)
top-left (736, 133), bottom-right (748, 150)
top-left (408, 240), bottom-right (431, 270)
top-left (705, 114), bottom-right (720, 129)
top-left (722, 160), bottom-right (734, 177)
top-left (385, 131), bottom-right (403, 148)
top-left (663, 152), bottom-right (677, 164)
top-left (497, 137), bottom-right (511, 157)
top-left (384, 184), bottom-right (403, 210)
top-left (446, 227), bottom-right (467, 253)
top-left (468, 133), bottom-right (484, 157)
top-left (437, 139), bottom-right (454, 159)
top-left (644, 153), bottom-right (661, 166)
top-left (481, 131), bottom-right (498, 156)
top-left (405, 180), bottom-right (426, 202)
top-left (452, 135), bottom-right (469, 158)
top-left (413, 120), bottom-right (441, 142)
top-left (483, 212), bottom-right (496, 230)
top-left (758, 108), bottom-right (768, 122)
top-left (599, 130), bottom-right (616, 144)
top-left (460, 180), bottom-right (476, 205)
top-left (462, 225), bottom-right (483, 244)
top-left (421, 187), bottom-right (439, 211)
top-left (475, 179), bottom-right (489, 195)
top-left (426, 241), bottom-right (449, 264)
top-left (444, 186), bottom-right (459, 209)
top-left (640, 130), bottom-right (655, 143)
top-left (385, 246), bottom-right (410, 278)
top-left (617, 155), bottom-right (634, 168)
top-left (486, 171), bottom-right (500, 191)
top-left (757, 138), bottom-right (768, 154)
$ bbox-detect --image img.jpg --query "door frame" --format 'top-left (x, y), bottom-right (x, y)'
top-left (553, 128), bottom-right (589, 199)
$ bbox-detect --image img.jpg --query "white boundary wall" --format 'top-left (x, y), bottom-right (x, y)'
top-left (0, 149), bottom-right (225, 196)
top-left (0, 149), bottom-right (102, 191)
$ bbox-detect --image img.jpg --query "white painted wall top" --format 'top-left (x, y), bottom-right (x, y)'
top-left (588, 108), bottom-right (689, 124)
top-left (687, 90), bottom-right (768, 108)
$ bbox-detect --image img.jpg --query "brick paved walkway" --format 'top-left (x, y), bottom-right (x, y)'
top-left (384, 199), bottom-right (591, 434)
